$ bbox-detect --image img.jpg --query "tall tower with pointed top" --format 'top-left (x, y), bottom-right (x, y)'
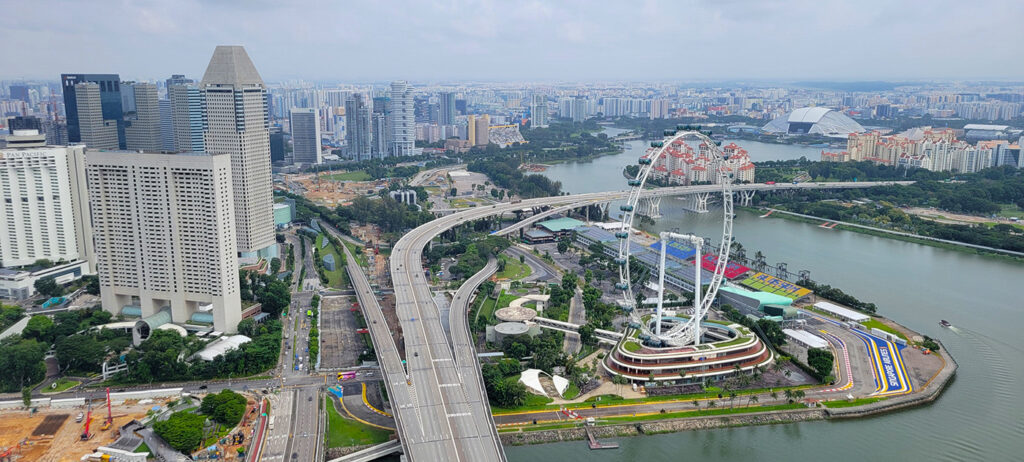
top-left (200, 46), bottom-right (275, 261)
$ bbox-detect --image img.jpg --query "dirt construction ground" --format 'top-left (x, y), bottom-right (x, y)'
top-left (0, 402), bottom-right (152, 462)
top-left (320, 295), bottom-right (363, 369)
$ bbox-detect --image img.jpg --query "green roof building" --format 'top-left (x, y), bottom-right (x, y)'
top-left (537, 217), bottom-right (585, 234)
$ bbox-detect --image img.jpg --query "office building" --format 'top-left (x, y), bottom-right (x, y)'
top-left (290, 108), bottom-right (321, 165)
top-left (159, 99), bottom-right (173, 151)
top-left (345, 93), bottom-right (371, 161)
top-left (7, 116), bottom-right (41, 133)
top-left (41, 120), bottom-right (68, 146)
top-left (439, 92), bottom-right (456, 126)
top-left (164, 74), bottom-right (193, 93)
top-left (531, 94), bottom-right (547, 128)
top-left (269, 125), bottom-right (285, 163)
top-left (60, 73), bottom-right (124, 147)
top-left (87, 150), bottom-right (241, 333)
top-left (9, 85), bottom-right (30, 103)
top-left (74, 82), bottom-right (119, 149)
top-left (388, 81), bottom-right (415, 156)
top-left (169, 84), bottom-right (204, 153)
top-left (371, 96), bottom-right (390, 159)
top-left (123, 82), bottom-right (162, 152)
top-left (200, 45), bottom-right (275, 261)
top-left (0, 135), bottom-right (92, 269)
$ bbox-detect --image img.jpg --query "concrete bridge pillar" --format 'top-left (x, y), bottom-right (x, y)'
top-left (637, 197), bottom-right (662, 219)
top-left (693, 192), bottom-right (710, 213)
top-left (738, 190), bottom-right (755, 206)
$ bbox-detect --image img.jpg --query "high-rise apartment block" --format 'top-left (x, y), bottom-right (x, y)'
top-left (388, 81), bottom-right (415, 156)
top-left (290, 108), bottom-right (321, 165)
top-left (345, 93), bottom-right (371, 161)
top-left (169, 84), bottom-right (204, 153)
top-left (200, 46), bottom-right (275, 260)
top-left (122, 82), bottom-right (162, 152)
top-left (371, 96), bottom-right (390, 159)
top-left (159, 99), bottom-right (174, 151)
top-left (439, 92), bottom-right (456, 126)
top-left (468, 114), bottom-right (490, 146)
top-left (531, 94), bottom-right (547, 128)
top-left (60, 74), bottom-right (124, 147)
top-left (74, 82), bottom-right (119, 150)
top-left (0, 133), bottom-right (92, 269)
top-left (87, 150), bottom-right (241, 333)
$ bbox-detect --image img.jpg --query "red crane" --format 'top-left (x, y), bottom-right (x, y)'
top-left (80, 400), bottom-right (93, 441)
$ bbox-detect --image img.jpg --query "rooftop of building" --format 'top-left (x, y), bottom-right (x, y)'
top-left (537, 217), bottom-right (586, 233)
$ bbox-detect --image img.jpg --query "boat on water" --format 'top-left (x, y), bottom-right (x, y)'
top-left (939, 320), bottom-right (952, 328)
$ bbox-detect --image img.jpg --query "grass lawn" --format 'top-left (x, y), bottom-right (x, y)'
top-left (134, 442), bottom-right (151, 454)
top-left (495, 291), bottom-right (520, 310)
top-left (600, 403), bottom-right (804, 423)
top-left (860, 319), bottom-right (906, 340)
top-left (42, 378), bottom-right (80, 393)
top-left (623, 340), bottom-right (642, 352)
top-left (995, 203), bottom-right (1024, 219)
top-left (326, 397), bottom-right (393, 448)
top-left (496, 255), bottom-right (532, 280)
top-left (316, 234), bottom-right (349, 288)
top-left (325, 170), bottom-right (372, 181)
top-left (562, 382), bottom-right (580, 400)
top-left (475, 294), bottom-right (498, 324)
top-left (823, 397), bottom-right (885, 408)
top-left (490, 393), bottom-right (553, 413)
top-left (200, 424), bottom-right (233, 448)
top-left (711, 336), bottom-right (751, 348)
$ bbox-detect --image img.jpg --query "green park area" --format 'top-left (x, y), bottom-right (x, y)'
top-left (41, 378), bottom-right (80, 394)
top-left (315, 234), bottom-right (348, 288)
top-left (325, 397), bottom-right (393, 448)
top-left (325, 170), bottom-right (372, 182)
top-left (496, 254), bottom-right (531, 280)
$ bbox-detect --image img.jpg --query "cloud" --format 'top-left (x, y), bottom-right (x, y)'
top-left (1, 0), bottom-right (1022, 81)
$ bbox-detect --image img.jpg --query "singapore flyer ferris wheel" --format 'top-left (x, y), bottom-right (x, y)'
top-left (615, 127), bottom-right (738, 348)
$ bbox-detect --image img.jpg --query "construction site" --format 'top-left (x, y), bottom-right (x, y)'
top-left (283, 171), bottom-right (389, 207)
top-left (0, 390), bottom-right (150, 462)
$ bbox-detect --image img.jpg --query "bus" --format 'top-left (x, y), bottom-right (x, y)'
top-left (268, 416), bottom-right (275, 431)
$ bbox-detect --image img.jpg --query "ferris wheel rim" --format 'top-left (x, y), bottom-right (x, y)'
top-left (616, 128), bottom-right (736, 347)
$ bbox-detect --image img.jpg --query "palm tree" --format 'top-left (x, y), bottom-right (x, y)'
top-left (707, 400), bottom-right (717, 408)
top-left (770, 391), bottom-right (779, 401)
top-left (794, 390), bottom-right (806, 401)
top-left (748, 394), bottom-right (760, 407)
top-left (733, 364), bottom-right (743, 377)
top-left (728, 392), bottom-right (738, 408)
top-left (678, 371), bottom-right (687, 383)
top-left (692, 399), bottom-right (700, 408)
top-left (784, 389), bottom-right (794, 403)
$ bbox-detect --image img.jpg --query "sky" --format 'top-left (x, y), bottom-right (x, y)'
top-left (2, 0), bottom-right (1023, 83)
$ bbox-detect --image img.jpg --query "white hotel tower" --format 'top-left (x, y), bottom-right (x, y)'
top-left (200, 46), bottom-right (276, 263)
top-left (87, 151), bottom-right (242, 333)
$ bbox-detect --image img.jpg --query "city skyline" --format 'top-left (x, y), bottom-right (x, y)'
top-left (3, 0), bottom-right (1024, 82)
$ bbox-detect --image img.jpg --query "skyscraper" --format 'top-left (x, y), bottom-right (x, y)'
top-left (200, 45), bottom-right (275, 261)
top-left (290, 108), bottom-right (321, 165)
top-left (345, 93), bottom-right (371, 161)
top-left (159, 99), bottom-right (174, 151)
top-left (439, 92), bottom-right (456, 126)
top-left (87, 150), bottom-right (241, 333)
top-left (169, 84), bottom-right (204, 153)
top-left (60, 73), bottom-right (124, 147)
top-left (8, 85), bottom-right (30, 103)
top-left (474, 114), bottom-right (490, 146)
top-left (388, 81), bottom-right (415, 156)
top-left (74, 82), bottom-right (119, 149)
top-left (122, 82), bottom-right (162, 152)
top-left (371, 96), bottom-right (390, 159)
top-left (531, 94), bottom-right (548, 128)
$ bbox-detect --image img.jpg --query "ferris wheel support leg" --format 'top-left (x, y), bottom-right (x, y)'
top-left (656, 235), bottom-right (667, 336)
top-left (693, 241), bottom-right (702, 346)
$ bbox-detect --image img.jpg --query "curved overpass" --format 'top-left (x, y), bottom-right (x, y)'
top-left (383, 180), bottom-right (910, 460)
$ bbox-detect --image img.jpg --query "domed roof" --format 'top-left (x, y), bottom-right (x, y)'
top-left (762, 107), bottom-right (864, 137)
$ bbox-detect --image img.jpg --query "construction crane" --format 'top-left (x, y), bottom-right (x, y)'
top-left (80, 400), bottom-right (93, 441)
top-left (100, 388), bottom-right (113, 431)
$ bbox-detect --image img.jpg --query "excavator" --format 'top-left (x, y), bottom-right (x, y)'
top-left (99, 388), bottom-right (113, 431)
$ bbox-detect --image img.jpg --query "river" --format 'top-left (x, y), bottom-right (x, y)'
top-left (504, 127), bottom-right (1024, 461)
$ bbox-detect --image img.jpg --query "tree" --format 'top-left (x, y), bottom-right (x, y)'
top-left (577, 323), bottom-right (596, 346)
top-left (807, 348), bottom-right (835, 382)
top-left (0, 339), bottom-right (47, 392)
top-left (748, 394), bottom-right (760, 406)
top-left (202, 389), bottom-right (248, 426)
top-left (692, 399), bottom-right (699, 408)
top-left (518, 254), bottom-right (525, 264)
top-left (258, 280), bottom-right (291, 317)
top-left (82, 275), bottom-right (100, 295)
top-left (237, 319), bottom-right (256, 337)
top-left (33, 277), bottom-right (63, 298)
top-left (22, 315), bottom-right (53, 341)
top-left (22, 388), bottom-right (31, 407)
top-left (784, 389), bottom-right (794, 403)
top-left (55, 335), bottom-right (106, 373)
top-left (153, 411), bottom-right (205, 453)
top-left (270, 258), bottom-right (282, 275)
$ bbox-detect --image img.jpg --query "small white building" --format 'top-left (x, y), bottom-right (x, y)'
top-left (193, 335), bottom-right (251, 361)
top-left (813, 301), bottom-right (869, 323)
top-left (783, 328), bottom-right (829, 350)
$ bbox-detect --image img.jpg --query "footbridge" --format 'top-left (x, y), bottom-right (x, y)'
top-left (533, 317), bottom-right (623, 344)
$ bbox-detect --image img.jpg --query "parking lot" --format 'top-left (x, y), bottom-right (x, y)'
top-left (319, 295), bottom-right (363, 369)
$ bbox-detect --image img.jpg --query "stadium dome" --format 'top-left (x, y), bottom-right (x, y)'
top-left (761, 107), bottom-right (864, 137)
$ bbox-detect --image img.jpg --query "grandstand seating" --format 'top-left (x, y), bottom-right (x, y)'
top-left (741, 272), bottom-right (812, 300)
